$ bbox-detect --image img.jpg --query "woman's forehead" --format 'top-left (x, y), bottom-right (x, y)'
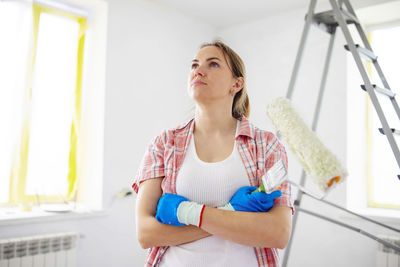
top-left (194, 46), bottom-right (226, 61)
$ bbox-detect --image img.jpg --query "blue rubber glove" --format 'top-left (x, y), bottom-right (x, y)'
top-left (156, 193), bottom-right (205, 227)
top-left (156, 194), bottom-right (189, 226)
top-left (219, 186), bottom-right (282, 212)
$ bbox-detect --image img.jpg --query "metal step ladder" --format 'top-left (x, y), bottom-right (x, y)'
top-left (283, 0), bottom-right (400, 266)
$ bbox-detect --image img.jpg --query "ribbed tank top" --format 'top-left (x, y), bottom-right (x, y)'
top-left (159, 121), bottom-right (258, 267)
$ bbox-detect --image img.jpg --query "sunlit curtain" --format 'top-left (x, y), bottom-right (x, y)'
top-left (0, 1), bottom-right (87, 204)
top-left (0, 2), bottom-right (31, 203)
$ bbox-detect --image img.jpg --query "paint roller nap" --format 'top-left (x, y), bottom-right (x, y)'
top-left (266, 97), bottom-right (348, 192)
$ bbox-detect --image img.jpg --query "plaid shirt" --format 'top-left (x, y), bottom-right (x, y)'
top-left (132, 116), bottom-right (294, 267)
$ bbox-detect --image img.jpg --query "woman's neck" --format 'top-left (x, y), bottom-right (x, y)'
top-left (194, 107), bottom-right (237, 137)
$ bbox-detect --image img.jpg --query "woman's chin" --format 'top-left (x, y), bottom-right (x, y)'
top-left (188, 89), bottom-right (202, 101)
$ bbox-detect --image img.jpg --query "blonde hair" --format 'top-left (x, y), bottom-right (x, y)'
top-left (200, 40), bottom-right (250, 119)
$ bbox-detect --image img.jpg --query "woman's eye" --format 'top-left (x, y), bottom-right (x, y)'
top-left (210, 62), bottom-right (219, 67)
top-left (191, 63), bottom-right (198, 69)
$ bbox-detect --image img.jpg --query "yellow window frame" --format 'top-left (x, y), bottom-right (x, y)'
top-left (8, 2), bottom-right (87, 204)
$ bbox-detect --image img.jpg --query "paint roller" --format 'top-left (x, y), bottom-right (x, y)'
top-left (252, 96), bottom-right (347, 194)
top-left (257, 96), bottom-right (400, 253)
top-left (266, 96), bottom-right (347, 192)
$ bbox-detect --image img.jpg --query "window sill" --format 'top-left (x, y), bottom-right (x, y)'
top-left (0, 204), bottom-right (107, 226)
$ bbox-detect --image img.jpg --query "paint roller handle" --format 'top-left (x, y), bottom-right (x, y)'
top-left (252, 159), bottom-right (288, 194)
top-left (252, 182), bottom-right (266, 193)
top-left (252, 179), bottom-right (282, 194)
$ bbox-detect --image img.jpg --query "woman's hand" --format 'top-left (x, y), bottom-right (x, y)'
top-left (155, 193), bottom-right (190, 226)
top-left (136, 178), bottom-right (211, 249)
top-left (150, 184), bottom-right (291, 248)
top-left (219, 186), bottom-right (282, 212)
top-left (156, 193), bottom-right (205, 227)
top-left (155, 185), bottom-right (282, 228)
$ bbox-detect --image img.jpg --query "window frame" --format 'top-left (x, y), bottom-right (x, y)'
top-left (7, 2), bottom-right (87, 204)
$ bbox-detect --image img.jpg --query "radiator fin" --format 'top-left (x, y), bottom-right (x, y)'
top-left (0, 232), bottom-right (78, 267)
top-left (377, 236), bottom-right (400, 267)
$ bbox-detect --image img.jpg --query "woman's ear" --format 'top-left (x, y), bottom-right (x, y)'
top-left (235, 77), bottom-right (245, 91)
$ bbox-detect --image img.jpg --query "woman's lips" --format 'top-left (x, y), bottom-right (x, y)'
top-left (192, 80), bottom-right (206, 86)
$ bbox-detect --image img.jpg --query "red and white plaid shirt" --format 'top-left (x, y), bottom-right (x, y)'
top-left (133, 116), bottom-right (294, 267)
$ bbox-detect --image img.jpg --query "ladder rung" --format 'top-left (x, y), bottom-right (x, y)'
top-left (379, 128), bottom-right (400, 136)
top-left (344, 44), bottom-right (377, 62)
top-left (312, 9), bottom-right (359, 28)
top-left (360, 84), bottom-right (396, 98)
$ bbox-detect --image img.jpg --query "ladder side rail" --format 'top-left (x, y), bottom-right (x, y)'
top-left (330, 0), bottom-right (400, 170)
top-left (374, 63), bottom-right (400, 120)
top-left (282, 1), bottom-right (318, 266)
top-left (282, 19), bottom-right (337, 267)
top-left (352, 23), bottom-right (394, 95)
top-left (351, 9), bottom-right (400, 119)
top-left (342, 0), bottom-right (372, 49)
top-left (370, 59), bottom-right (400, 120)
top-left (286, 0), bottom-right (318, 100)
top-left (312, 30), bottom-right (336, 130)
top-left (296, 206), bottom-right (400, 253)
top-left (281, 170), bottom-right (306, 267)
top-left (342, 0), bottom-right (400, 119)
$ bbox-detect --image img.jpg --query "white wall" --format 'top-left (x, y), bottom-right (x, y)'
top-left (102, 0), bottom-right (214, 265)
top-left (1, 1), bottom-right (215, 266)
top-left (3, 1), bottom-right (399, 267)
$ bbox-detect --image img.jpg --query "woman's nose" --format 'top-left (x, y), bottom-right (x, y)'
top-left (193, 65), bottom-right (205, 77)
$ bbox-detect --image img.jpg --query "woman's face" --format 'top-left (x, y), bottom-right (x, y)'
top-left (188, 46), bottom-right (237, 104)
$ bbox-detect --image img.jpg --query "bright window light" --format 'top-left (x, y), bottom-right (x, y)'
top-left (368, 25), bottom-right (400, 206)
top-left (0, 0), bottom-right (106, 210)
top-left (0, 2), bottom-right (31, 203)
top-left (25, 13), bottom-right (80, 197)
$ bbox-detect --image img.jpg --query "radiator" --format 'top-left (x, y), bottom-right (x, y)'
top-left (377, 236), bottom-right (400, 267)
top-left (0, 232), bottom-right (77, 267)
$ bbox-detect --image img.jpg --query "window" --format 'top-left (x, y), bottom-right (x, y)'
top-left (366, 26), bottom-right (400, 208)
top-left (0, 0), bottom-right (107, 211)
top-left (347, 17), bottom-right (400, 217)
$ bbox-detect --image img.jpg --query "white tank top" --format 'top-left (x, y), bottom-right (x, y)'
top-left (159, 121), bottom-right (258, 267)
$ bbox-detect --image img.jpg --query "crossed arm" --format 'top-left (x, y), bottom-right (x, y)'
top-left (136, 178), bottom-right (210, 249)
top-left (136, 177), bottom-right (292, 250)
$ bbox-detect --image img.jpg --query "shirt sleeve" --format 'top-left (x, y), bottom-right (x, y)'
top-left (265, 133), bottom-right (295, 214)
top-left (132, 132), bottom-right (166, 194)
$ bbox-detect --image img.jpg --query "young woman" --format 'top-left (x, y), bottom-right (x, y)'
top-left (133, 41), bottom-right (294, 267)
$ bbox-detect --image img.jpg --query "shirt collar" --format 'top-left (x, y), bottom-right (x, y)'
top-left (236, 115), bottom-right (255, 139)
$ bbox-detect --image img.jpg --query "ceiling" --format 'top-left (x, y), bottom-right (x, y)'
top-left (149, 0), bottom-right (397, 30)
